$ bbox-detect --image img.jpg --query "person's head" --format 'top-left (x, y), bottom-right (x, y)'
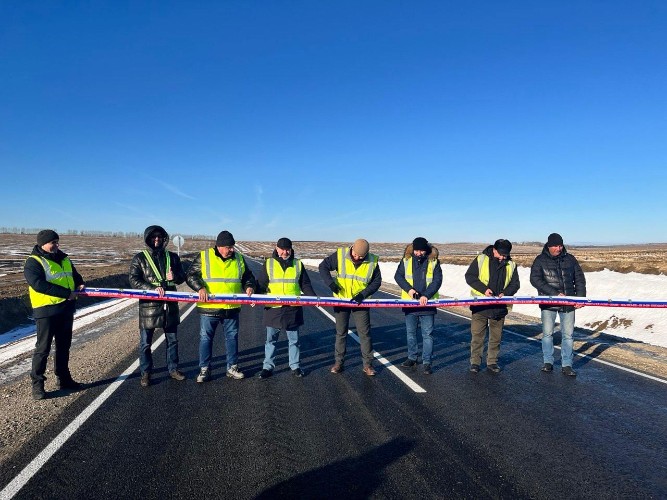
top-left (546, 232), bottom-right (564, 257)
top-left (275, 237), bottom-right (293, 259)
top-left (350, 239), bottom-right (369, 262)
top-left (144, 225), bottom-right (168, 249)
top-left (412, 237), bottom-right (430, 258)
top-left (492, 239), bottom-right (512, 261)
top-left (37, 229), bottom-right (60, 254)
top-left (216, 230), bottom-right (236, 258)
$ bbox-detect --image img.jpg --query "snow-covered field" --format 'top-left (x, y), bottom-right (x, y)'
top-left (303, 259), bottom-right (667, 349)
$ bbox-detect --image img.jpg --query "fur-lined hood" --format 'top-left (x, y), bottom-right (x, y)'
top-left (403, 243), bottom-right (440, 261)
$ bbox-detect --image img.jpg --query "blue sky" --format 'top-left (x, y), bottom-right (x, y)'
top-left (1, 1), bottom-right (665, 244)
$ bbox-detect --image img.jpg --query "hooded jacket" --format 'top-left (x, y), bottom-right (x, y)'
top-left (256, 248), bottom-right (316, 330)
top-left (530, 244), bottom-right (586, 312)
top-left (24, 245), bottom-right (84, 319)
top-left (394, 242), bottom-right (443, 316)
top-left (128, 225), bottom-right (185, 330)
top-left (465, 245), bottom-right (520, 319)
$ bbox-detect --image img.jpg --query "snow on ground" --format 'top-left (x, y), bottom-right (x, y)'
top-left (302, 259), bottom-right (667, 349)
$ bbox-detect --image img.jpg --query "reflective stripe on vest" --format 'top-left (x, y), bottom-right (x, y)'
top-left (470, 254), bottom-right (516, 297)
top-left (199, 248), bottom-right (244, 310)
top-left (27, 255), bottom-right (75, 309)
top-left (142, 250), bottom-right (173, 286)
top-left (333, 248), bottom-right (379, 299)
top-left (401, 257), bottom-right (440, 300)
top-left (266, 258), bottom-right (302, 307)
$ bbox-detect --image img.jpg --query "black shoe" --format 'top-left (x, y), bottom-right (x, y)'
top-left (257, 369), bottom-right (273, 379)
top-left (541, 363), bottom-right (554, 373)
top-left (401, 358), bottom-right (417, 368)
top-left (423, 364), bottom-right (432, 375)
top-left (32, 382), bottom-right (46, 400)
top-left (292, 368), bottom-right (305, 378)
top-left (562, 366), bottom-right (577, 377)
top-left (487, 364), bottom-right (501, 374)
top-left (57, 377), bottom-right (83, 390)
top-left (469, 364), bottom-right (480, 373)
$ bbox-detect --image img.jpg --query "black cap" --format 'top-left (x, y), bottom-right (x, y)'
top-left (412, 237), bottom-right (429, 251)
top-left (547, 233), bottom-right (564, 246)
top-left (216, 230), bottom-right (235, 247)
top-left (37, 229), bottom-right (59, 246)
top-left (276, 237), bottom-right (292, 250)
top-left (493, 239), bottom-right (512, 257)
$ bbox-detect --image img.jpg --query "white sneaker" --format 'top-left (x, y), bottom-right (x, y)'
top-left (226, 365), bottom-right (245, 380)
top-left (196, 368), bottom-right (210, 383)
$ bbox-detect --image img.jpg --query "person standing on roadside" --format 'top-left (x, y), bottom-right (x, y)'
top-left (319, 239), bottom-right (382, 376)
top-left (394, 237), bottom-right (442, 375)
top-left (186, 230), bottom-right (256, 383)
top-left (129, 225), bottom-right (186, 387)
top-left (464, 239), bottom-right (520, 374)
top-left (530, 233), bottom-right (586, 377)
top-left (24, 230), bottom-right (85, 400)
top-left (256, 238), bottom-right (316, 379)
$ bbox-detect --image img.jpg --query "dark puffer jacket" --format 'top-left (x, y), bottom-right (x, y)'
top-left (530, 244), bottom-right (586, 312)
top-left (394, 242), bottom-right (443, 316)
top-left (256, 249), bottom-right (316, 330)
top-left (128, 225), bottom-right (185, 330)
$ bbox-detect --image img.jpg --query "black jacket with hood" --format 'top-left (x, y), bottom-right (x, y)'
top-left (465, 245), bottom-right (520, 319)
top-left (530, 244), bottom-right (586, 312)
top-left (128, 225), bottom-right (185, 330)
top-left (24, 245), bottom-right (85, 319)
top-left (256, 249), bottom-right (316, 330)
top-left (394, 242), bottom-right (443, 316)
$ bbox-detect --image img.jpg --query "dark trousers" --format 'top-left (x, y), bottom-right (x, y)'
top-left (333, 308), bottom-right (373, 367)
top-left (140, 326), bottom-right (179, 375)
top-left (31, 313), bottom-right (74, 384)
top-left (470, 313), bottom-right (505, 365)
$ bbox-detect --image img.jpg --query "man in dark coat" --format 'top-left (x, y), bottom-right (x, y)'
top-left (394, 237), bottom-right (443, 375)
top-left (530, 232), bottom-right (586, 377)
top-left (24, 230), bottom-right (85, 400)
top-left (129, 225), bottom-right (186, 387)
top-left (255, 238), bottom-right (316, 379)
top-left (464, 239), bottom-right (520, 374)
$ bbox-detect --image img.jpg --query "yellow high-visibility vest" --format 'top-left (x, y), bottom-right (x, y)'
top-left (198, 248), bottom-right (244, 310)
top-left (142, 250), bottom-right (174, 286)
top-left (27, 255), bottom-right (75, 309)
top-left (401, 257), bottom-right (440, 300)
top-left (332, 248), bottom-right (378, 299)
top-left (470, 254), bottom-right (516, 296)
top-left (266, 257), bottom-right (302, 308)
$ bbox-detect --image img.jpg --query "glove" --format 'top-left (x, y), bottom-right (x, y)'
top-left (351, 293), bottom-right (364, 304)
top-left (329, 282), bottom-right (341, 294)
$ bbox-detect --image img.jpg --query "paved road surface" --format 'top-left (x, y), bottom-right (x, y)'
top-left (1, 261), bottom-right (666, 499)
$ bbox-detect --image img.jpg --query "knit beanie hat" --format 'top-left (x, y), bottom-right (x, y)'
top-left (216, 230), bottom-right (236, 247)
top-left (352, 239), bottom-right (369, 258)
top-left (37, 229), bottom-right (59, 246)
top-left (547, 233), bottom-right (564, 246)
top-left (276, 237), bottom-right (292, 250)
top-left (493, 239), bottom-right (512, 257)
top-left (412, 237), bottom-right (429, 251)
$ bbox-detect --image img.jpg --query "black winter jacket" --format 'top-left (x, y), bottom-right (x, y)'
top-left (256, 249), bottom-right (316, 330)
top-left (128, 226), bottom-right (185, 330)
top-left (465, 245), bottom-right (520, 319)
top-left (24, 245), bottom-right (85, 319)
top-left (394, 243), bottom-right (443, 316)
top-left (530, 244), bottom-right (586, 312)
top-left (185, 247), bottom-right (257, 317)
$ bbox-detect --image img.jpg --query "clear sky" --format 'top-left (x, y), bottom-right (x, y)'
top-left (1, 1), bottom-right (665, 244)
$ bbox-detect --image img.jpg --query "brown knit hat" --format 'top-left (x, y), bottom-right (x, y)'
top-left (352, 239), bottom-right (369, 258)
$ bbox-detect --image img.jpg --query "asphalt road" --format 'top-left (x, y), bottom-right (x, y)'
top-left (2, 262), bottom-right (666, 499)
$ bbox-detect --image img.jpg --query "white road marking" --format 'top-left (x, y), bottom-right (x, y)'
top-left (316, 306), bottom-right (427, 394)
top-left (0, 304), bottom-right (197, 500)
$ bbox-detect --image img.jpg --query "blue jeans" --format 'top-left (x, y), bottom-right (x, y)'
top-left (541, 309), bottom-right (576, 367)
top-left (198, 314), bottom-right (240, 370)
top-left (140, 327), bottom-right (178, 375)
top-left (405, 314), bottom-right (434, 364)
top-left (263, 327), bottom-right (300, 370)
